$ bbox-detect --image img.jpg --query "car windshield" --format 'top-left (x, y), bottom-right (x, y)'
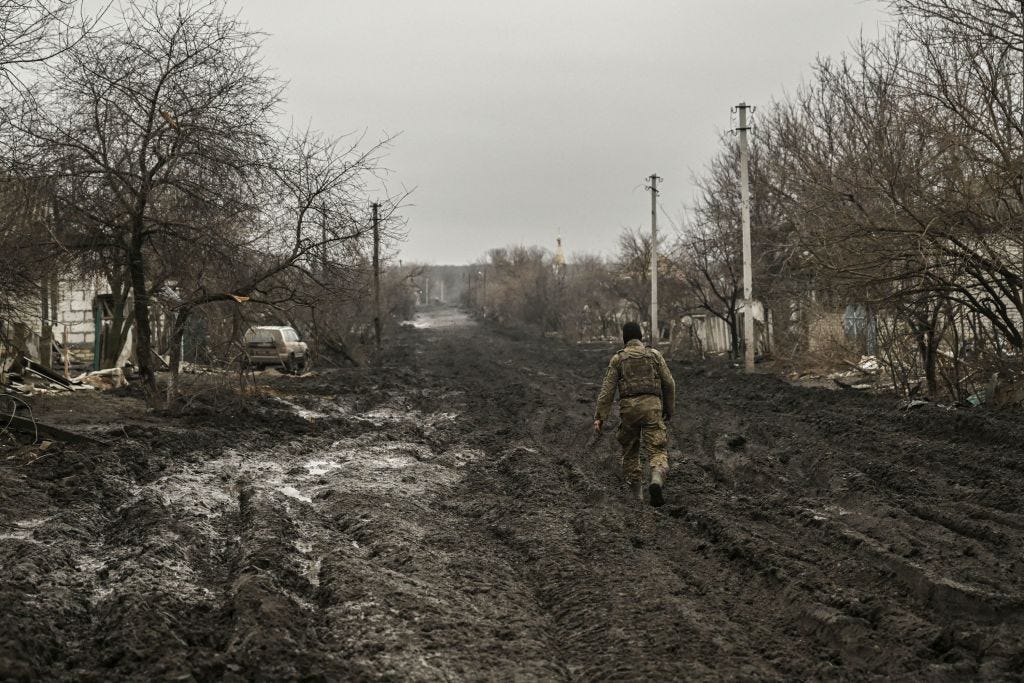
top-left (282, 329), bottom-right (299, 342)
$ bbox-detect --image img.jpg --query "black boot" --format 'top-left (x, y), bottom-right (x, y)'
top-left (649, 468), bottom-right (666, 507)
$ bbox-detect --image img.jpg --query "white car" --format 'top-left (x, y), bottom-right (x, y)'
top-left (243, 326), bottom-right (308, 373)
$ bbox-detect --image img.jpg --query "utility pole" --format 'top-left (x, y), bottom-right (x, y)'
top-left (737, 102), bottom-right (755, 373)
top-left (647, 173), bottom-right (661, 347)
top-left (372, 202), bottom-right (381, 353)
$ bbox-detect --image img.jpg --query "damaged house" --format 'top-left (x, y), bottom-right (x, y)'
top-left (0, 176), bottom-right (158, 378)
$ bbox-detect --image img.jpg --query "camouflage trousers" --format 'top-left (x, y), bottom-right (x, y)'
top-left (615, 394), bottom-right (669, 485)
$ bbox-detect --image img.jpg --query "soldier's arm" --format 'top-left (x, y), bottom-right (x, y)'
top-left (654, 350), bottom-right (676, 418)
top-left (594, 355), bottom-right (620, 422)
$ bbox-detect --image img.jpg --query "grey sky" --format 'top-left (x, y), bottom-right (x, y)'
top-left (240, 1), bottom-right (893, 264)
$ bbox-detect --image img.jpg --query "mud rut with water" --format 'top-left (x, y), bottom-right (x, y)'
top-left (2, 306), bottom-right (1024, 681)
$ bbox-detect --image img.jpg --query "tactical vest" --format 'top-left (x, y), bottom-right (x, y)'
top-left (617, 347), bottom-right (662, 398)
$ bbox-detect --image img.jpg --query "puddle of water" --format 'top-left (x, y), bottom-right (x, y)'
top-left (277, 486), bottom-right (312, 503)
top-left (449, 447), bottom-right (485, 468)
top-left (362, 407), bottom-right (412, 423)
top-left (307, 557), bottom-right (322, 587)
top-left (360, 407), bottom-right (459, 428)
top-left (375, 454), bottom-right (416, 470)
top-left (124, 472), bottom-right (235, 518)
top-left (15, 517), bottom-right (50, 529)
top-left (403, 309), bottom-right (475, 329)
top-left (0, 517), bottom-right (55, 542)
top-left (270, 396), bottom-right (330, 420)
top-left (76, 555), bottom-right (106, 573)
top-left (305, 459), bottom-right (343, 476)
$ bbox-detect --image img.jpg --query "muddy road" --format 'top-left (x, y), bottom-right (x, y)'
top-left (3, 306), bottom-right (1024, 681)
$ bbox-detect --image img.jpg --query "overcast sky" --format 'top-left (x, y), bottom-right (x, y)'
top-left (235, 1), bottom-right (892, 265)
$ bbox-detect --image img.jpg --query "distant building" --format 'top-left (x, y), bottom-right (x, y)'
top-left (553, 236), bottom-right (566, 274)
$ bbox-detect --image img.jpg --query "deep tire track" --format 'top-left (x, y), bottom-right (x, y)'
top-left (2, 307), bottom-right (1023, 680)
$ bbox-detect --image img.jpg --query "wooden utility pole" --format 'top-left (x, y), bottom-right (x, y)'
top-left (737, 102), bottom-right (755, 372)
top-left (372, 202), bottom-right (381, 353)
top-left (647, 173), bottom-right (661, 347)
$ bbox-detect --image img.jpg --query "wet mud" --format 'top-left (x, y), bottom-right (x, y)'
top-left (2, 306), bottom-right (1024, 680)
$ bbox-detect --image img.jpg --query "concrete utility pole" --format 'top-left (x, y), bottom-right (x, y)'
top-left (647, 173), bottom-right (662, 348)
top-left (737, 102), bottom-right (755, 373)
top-left (372, 202), bottom-right (381, 353)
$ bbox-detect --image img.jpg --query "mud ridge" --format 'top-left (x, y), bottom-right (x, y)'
top-left (2, 307), bottom-right (1023, 680)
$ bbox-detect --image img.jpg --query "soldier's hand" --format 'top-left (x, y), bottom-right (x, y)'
top-left (592, 419), bottom-right (602, 435)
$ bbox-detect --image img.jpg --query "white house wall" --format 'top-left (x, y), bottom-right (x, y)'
top-left (54, 275), bottom-right (106, 347)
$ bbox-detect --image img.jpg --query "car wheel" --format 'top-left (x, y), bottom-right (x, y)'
top-left (285, 353), bottom-right (297, 375)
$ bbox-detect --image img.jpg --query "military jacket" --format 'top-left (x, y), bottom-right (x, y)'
top-left (594, 339), bottom-right (676, 422)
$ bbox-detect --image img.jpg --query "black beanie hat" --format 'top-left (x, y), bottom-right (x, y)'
top-left (622, 322), bottom-right (643, 343)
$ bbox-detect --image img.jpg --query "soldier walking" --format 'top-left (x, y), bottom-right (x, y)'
top-left (593, 322), bottom-right (676, 506)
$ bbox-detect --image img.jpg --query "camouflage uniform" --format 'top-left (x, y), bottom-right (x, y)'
top-left (595, 339), bottom-right (676, 488)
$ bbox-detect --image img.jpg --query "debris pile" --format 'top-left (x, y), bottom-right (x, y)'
top-left (1, 355), bottom-right (134, 395)
top-left (829, 355), bottom-right (881, 390)
top-left (789, 355), bottom-right (883, 391)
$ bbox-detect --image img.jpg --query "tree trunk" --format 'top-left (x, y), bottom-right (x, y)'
top-left (911, 309), bottom-right (942, 398)
top-left (128, 229), bottom-right (158, 402)
top-left (40, 279), bottom-right (52, 368)
top-left (100, 274), bottom-right (133, 369)
top-left (728, 312), bottom-right (741, 359)
top-left (166, 306), bottom-right (191, 405)
top-left (921, 329), bottom-right (940, 398)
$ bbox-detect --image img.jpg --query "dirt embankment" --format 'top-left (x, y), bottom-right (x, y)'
top-left (2, 307), bottom-right (1023, 681)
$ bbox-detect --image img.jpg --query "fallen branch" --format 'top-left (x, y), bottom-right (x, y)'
top-left (5, 414), bottom-right (105, 445)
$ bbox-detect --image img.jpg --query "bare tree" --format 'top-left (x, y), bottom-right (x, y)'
top-left (162, 128), bottom-right (395, 398)
top-left (0, 175), bottom-right (55, 336)
top-left (677, 222), bottom-right (743, 358)
top-left (891, 0), bottom-right (1023, 55)
top-left (734, 9), bottom-right (1024, 395)
top-left (0, 0), bottom-right (95, 89)
top-left (678, 139), bottom-right (761, 358)
top-left (608, 228), bottom-right (652, 320)
top-left (559, 252), bottom-right (616, 341)
top-left (0, 1), bottom-right (101, 360)
top-left (474, 245), bottom-right (561, 333)
top-left (7, 0), bottom-right (283, 401)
